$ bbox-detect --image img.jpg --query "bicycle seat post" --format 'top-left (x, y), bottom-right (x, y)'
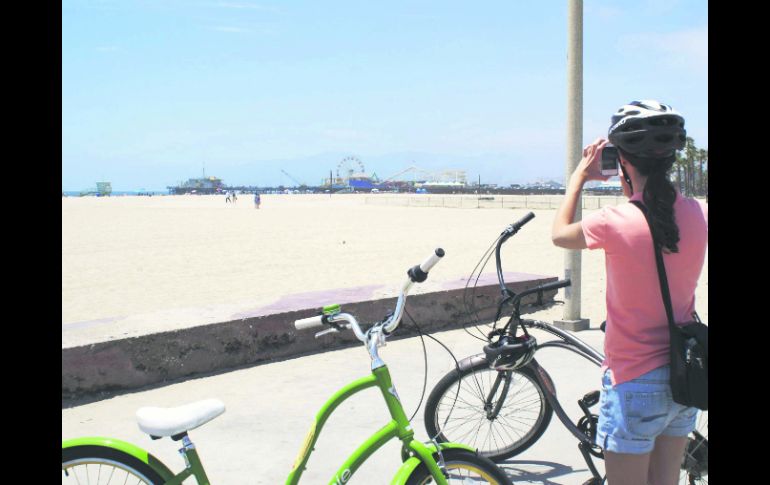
top-left (175, 432), bottom-right (210, 484)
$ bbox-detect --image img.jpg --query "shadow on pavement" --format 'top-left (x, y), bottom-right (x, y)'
top-left (498, 460), bottom-right (588, 485)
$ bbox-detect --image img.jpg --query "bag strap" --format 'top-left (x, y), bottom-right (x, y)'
top-left (629, 201), bottom-right (677, 331)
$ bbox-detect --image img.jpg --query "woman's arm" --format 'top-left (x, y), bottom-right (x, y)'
top-left (552, 138), bottom-right (608, 249)
top-left (552, 177), bottom-right (589, 249)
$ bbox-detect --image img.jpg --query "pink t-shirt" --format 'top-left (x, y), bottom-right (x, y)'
top-left (581, 192), bottom-right (708, 385)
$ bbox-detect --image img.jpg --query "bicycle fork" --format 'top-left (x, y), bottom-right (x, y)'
top-left (483, 371), bottom-right (513, 420)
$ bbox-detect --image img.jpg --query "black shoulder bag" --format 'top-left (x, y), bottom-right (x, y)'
top-left (631, 201), bottom-right (708, 410)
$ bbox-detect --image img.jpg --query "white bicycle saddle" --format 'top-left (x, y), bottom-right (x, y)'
top-left (136, 399), bottom-right (226, 437)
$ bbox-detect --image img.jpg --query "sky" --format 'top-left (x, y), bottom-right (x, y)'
top-left (62, 0), bottom-right (708, 191)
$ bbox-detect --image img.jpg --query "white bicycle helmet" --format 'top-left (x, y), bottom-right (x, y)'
top-left (608, 100), bottom-right (686, 158)
top-left (483, 334), bottom-right (537, 371)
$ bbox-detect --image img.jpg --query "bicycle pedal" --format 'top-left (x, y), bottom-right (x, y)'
top-left (581, 390), bottom-right (600, 408)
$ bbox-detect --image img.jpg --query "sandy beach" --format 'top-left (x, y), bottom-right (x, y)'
top-left (62, 193), bottom-right (708, 339)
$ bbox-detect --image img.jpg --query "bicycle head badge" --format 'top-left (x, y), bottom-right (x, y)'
top-left (483, 334), bottom-right (537, 371)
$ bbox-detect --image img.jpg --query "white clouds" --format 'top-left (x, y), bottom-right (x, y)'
top-left (617, 26), bottom-right (708, 78)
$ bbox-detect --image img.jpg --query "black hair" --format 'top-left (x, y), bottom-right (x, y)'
top-left (620, 149), bottom-right (680, 253)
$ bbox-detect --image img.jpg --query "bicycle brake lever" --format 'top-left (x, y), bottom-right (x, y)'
top-left (314, 327), bottom-right (339, 338)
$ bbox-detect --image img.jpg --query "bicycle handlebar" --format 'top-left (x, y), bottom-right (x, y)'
top-left (510, 279), bottom-right (571, 308)
top-left (493, 213), bottom-right (572, 323)
top-left (508, 212), bottom-right (535, 233)
top-left (293, 248), bottom-right (445, 340)
top-left (420, 248), bottom-right (445, 273)
top-left (497, 212), bottom-right (536, 295)
top-left (295, 314), bottom-right (325, 331)
top-left (533, 279), bottom-right (572, 294)
top-left (408, 248), bottom-right (446, 284)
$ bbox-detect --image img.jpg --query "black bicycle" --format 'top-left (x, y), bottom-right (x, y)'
top-left (423, 212), bottom-right (708, 485)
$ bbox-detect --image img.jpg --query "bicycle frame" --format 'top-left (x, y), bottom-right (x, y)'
top-left (487, 214), bottom-right (605, 449)
top-left (523, 320), bottom-right (603, 444)
top-left (461, 318), bottom-right (604, 449)
top-left (286, 363), bottom-right (470, 485)
top-left (452, 319), bottom-right (609, 480)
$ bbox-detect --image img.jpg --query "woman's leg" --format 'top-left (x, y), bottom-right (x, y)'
top-left (605, 451), bottom-right (651, 485)
top-left (647, 435), bottom-right (688, 485)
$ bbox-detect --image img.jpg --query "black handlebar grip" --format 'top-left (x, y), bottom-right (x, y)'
top-left (536, 279), bottom-right (571, 293)
top-left (513, 212), bottom-right (535, 229)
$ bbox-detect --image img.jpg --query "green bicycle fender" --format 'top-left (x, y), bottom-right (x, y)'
top-left (389, 442), bottom-right (477, 485)
top-left (62, 437), bottom-right (175, 481)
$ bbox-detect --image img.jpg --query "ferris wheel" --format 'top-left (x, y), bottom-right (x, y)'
top-left (337, 156), bottom-right (366, 181)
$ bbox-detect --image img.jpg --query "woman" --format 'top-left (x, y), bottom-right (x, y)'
top-left (551, 100), bottom-right (707, 485)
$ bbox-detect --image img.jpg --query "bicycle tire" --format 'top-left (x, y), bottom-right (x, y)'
top-left (404, 448), bottom-right (512, 484)
top-left (680, 411), bottom-right (707, 485)
top-left (424, 359), bottom-right (552, 462)
top-left (62, 445), bottom-right (166, 485)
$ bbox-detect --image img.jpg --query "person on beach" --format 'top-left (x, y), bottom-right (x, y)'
top-left (232, 191), bottom-right (237, 204)
top-left (254, 192), bottom-right (261, 209)
top-left (225, 193), bottom-right (231, 204)
top-left (551, 100), bottom-right (707, 485)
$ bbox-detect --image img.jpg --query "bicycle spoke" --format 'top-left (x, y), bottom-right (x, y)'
top-left (485, 421), bottom-right (497, 453)
top-left (494, 414), bottom-right (529, 439)
top-left (489, 418), bottom-right (514, 452)
top-left (469, 414), bottom-right (488, 449)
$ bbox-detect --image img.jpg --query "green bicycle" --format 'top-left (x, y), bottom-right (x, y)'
top-left (62, 248), bottom-right (512, 485)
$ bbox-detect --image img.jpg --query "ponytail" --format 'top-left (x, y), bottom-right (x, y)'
top-left (621, 150), bottom-right (680, 253)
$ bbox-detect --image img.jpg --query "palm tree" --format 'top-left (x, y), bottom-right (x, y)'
top-left (698, 148), bottom-right (708, 196)
top-left (684, 137), bottom-right (697, 196)
top-left (674, 152), bottom-right (685, 193)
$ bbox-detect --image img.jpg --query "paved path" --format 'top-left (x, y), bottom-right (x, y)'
top-left (63, 311), bottom-right (615, 484)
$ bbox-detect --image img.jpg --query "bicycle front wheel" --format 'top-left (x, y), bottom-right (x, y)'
top-left (62, 445), bottom-right (166, 485)
top-left (424, 359), bottom-right (552, 462)
top-left (404, 448), bottom-right (512, 484)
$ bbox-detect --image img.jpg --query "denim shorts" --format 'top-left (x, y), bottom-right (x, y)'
top-left (595, 365), bottom-right (698, 454)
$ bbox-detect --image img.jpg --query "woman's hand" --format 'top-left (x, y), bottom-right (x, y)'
top-left (569, 138), bottom-right (611, 187)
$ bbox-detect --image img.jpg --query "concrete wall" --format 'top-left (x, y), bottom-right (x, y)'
top-left (62, 273), bottom-right (558, 403)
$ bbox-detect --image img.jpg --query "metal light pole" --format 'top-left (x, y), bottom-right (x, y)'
top-left (555, 0), bottom-right (589, 331)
